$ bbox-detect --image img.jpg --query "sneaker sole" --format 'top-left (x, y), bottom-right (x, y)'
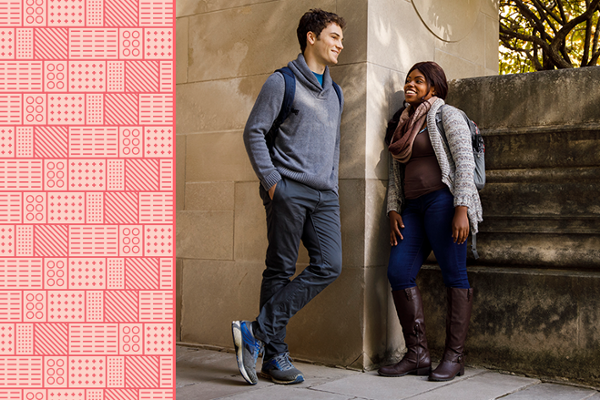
top-left (231, 321), bottom-right (257, 385)
top-left (258, 371), bottom-right (304, 385)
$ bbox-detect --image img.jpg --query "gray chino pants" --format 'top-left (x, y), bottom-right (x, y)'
top-left (255, 177), bottom-right (342, 360)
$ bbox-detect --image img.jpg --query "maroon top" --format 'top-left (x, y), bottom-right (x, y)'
top-left (403, 127), bottom-right (446, 199)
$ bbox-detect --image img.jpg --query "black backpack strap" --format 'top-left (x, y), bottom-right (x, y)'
top-left (275, 67), bottom-right (296, 125)
top-left (265, 67), bottom-right (295, 151)
top-left (332, 80), bottom-right (342, 108)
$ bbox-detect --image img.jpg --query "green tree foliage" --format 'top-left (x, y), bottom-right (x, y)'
top-left (500, 0), bottom-right (600, 74)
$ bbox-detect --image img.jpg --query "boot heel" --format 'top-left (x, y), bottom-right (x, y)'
top-left (416, 366), bottom-right (431, 376)
top-left (457, 366), bottom-right (465, 376)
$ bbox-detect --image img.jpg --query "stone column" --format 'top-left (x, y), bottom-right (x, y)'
top-left (176, 0), bottom-right (498, 369)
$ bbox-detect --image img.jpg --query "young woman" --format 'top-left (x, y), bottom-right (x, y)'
top-left (379, 62), bottom-right (482, 381)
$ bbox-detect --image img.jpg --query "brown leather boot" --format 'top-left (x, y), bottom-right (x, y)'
top-left (429, 287), bottom-right (473, 382)
top-left (378, 287), bottom-right (431, 377)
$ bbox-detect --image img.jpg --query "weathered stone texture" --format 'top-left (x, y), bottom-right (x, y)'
top-left (418, 266), bottom-right (600, 387)
top-left (446, 67), bottom-right (600, 270)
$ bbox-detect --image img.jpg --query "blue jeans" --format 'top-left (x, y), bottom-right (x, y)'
top-left (255, 178), bottom-right (342, 359)
top-left (387, 187), bottom-right (470, 291)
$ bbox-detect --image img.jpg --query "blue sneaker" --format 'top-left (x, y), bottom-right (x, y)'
top-left (231, 320), bottom-right (263, 385)
top-left (260, 352), bottom-right (305, 384)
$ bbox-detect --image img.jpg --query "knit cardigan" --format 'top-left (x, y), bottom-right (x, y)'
top-left (386, 98), bottom-right (483, 234)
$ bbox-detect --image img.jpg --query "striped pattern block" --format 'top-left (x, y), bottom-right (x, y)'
top-left (34, 28), bottom-right (68, 59)
top-left (0, 0), bottom-right (175, 394)
top-left (35, 126), bottom-right (68, 158)
top-left (34, 323), bottom-right (68, 355)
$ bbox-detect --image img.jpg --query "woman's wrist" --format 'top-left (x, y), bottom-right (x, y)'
top-left (454, 206), bottom-right (468, 215)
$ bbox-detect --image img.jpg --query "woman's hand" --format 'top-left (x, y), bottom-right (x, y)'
top-left (389, 211), bottom-right (404, 246)
top-left (452, 206), bottom-right (469, 244)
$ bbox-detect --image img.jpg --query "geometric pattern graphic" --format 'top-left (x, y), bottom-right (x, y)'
top-left (0, 0), bottom-right (175, 395)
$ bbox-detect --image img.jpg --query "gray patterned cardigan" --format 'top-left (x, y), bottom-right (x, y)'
top-left (386, 98), bottom-right (483, 234)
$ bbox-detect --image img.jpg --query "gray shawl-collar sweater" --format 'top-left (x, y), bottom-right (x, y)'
top-left (387, 98), bottom-right (483, 233)
top-left (243, 54), bottom-right (344, 193)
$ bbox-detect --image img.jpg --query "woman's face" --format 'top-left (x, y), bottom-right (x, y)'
top-left (404, 69), bottom-right (436, 106)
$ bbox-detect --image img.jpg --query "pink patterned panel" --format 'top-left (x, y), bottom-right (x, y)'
top-left (0, 1), bottom-right (175, 397)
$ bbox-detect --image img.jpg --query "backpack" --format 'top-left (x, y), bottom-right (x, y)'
top-left (265, 67), bottom-right (342, 151)
top-left (435, 105), bottom-right (486, 190)
top-left (435, 105), bottom-right (485, 260)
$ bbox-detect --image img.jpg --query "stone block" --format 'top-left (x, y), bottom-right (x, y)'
top-left (447, 67), bottom-right (600, 130)
top-left (185, 182), bottom-right (234, 211)
top-left (483, 131), bottom-right (600, 170)
top-left (221, 386), bottom-right (352, 400)
top-left (175, 348), bottom-right (269, 394)
top-left (471, 233), bottom-right (600, 269)
top-left (481, 0), bottom-right (499, 18)
top-left (363, 265), bottom-right (390, 367)
top-left (233, 181), bottom-right (267, 262)
top-left (365, 64), bottom-right (404, 181)
top-left (176, 17), bottom-right (188, 84)
top-left (176, 135), bottom-right (186, 210)
top-left (367, 0), bottom-right (435, 73)
top-left (286, 265), bottom-right (365, 367)
top-left (485, 14), bottom-right (499, 72)
top-left (312, 368), bottom-right (487, 400)
top-left (176, 0), bottom-right (275, 17)
top-left (180, 260), bottom-right (263, 347)
top-left (331, 62), bottom-right (367, 180)
top-left (184, 131), bottom-right (257, 183)
top-left (435, 49), bottom-right (486, 81)
top-left (501, 383), bottom-right (597, 400)
top-left (407, 372), bottom-right (538, 400)
top-left (176, 75), bottom-right (267, 134)
top-left (336, 0), bottom-right (368, 65)
top-left (176, 258), bottom-right (183, 341)
top-left (187, 0), bottom-right (335, 82)
top-left (418, 266), bottom-right (600, 386)
top-left (480, 168), bottom-right (600, 219)
top-left (412, 0), bottom-right (481, 43)
top-left (338, 179), bottom-right (365, 268)
top-left (435, 12), bottom-right (485, 66)
top-left (365, 178), bottom-right (389, 267)
top-left (176, 210), bottom-right (234, 260)
top-left (384, 282), bottom-right (404, 361)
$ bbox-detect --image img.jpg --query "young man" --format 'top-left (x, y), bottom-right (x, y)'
top-left (233, 9), bottom-right (346, 385)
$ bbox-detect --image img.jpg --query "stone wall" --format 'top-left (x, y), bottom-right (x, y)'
top-left (419, 66), bottom-right (600, 387)
top-left (175, 0), bottom-right (499, 369)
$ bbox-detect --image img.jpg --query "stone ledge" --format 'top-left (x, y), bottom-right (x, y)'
top-left (418, 264), bottom-right (600, 387)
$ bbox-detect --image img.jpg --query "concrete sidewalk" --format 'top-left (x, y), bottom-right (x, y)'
top-left (176, 345), bottom-right (600, 400)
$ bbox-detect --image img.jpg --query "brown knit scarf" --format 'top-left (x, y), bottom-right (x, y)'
top-left (388, 97), bottom-right (438, 163)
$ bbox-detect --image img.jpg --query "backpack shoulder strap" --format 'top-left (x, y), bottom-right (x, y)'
top-left (275, 67), bottom-right (296, 125)
top-left (435, 105), bottom-right (449, 148)
top-left (331, 80), bottom-right (342, 108)
top-left (266, 67), bottom-right (295, 150)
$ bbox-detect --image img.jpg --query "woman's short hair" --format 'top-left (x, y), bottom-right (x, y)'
top-left (297, 9), bottom-right (346, 53)
top-left (407, 61), bottom-right (448, 100)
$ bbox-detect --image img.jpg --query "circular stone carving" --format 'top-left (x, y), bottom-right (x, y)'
top-left (412, 0), bottom-right (480, 42)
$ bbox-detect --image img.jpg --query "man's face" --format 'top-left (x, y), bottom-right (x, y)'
top-left (311, 23), bottom-right (344, 66)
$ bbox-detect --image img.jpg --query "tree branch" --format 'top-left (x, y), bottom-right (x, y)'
top-left (551, 0), bottom-right (600, 67)
top-left (512, 0), bottom-right (552, 42)
top-left (592, 5), bottom-right (600, 57)
top-left (531, 0), bottom-right (560, 34)
top-left (557, 0), bottom-right (568, 24)
top-left (582, 11), bottom-right (592, 65)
